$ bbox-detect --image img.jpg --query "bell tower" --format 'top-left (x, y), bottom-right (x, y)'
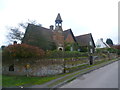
top-left (55, 13), bottom-right (63, 32)
top-left (53, 13), bottom-right (64, 51)
top-left (55, 13), bottom-right (62, 27)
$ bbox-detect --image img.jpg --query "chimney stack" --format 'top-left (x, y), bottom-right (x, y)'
top-left (100, 38), bottom-right (103, 41)
top-left (50, 25), bottom-right (54, 30)
top-left (13, 41), bottom-right (17, 45)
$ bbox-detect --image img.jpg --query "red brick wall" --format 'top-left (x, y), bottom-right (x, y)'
top-left (53, 32), bottom-right (64, 46)
top-left (65, 34), bottom-right (75, 43)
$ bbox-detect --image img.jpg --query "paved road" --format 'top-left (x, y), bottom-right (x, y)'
top-left (60, 61), bottom-right (118, 88)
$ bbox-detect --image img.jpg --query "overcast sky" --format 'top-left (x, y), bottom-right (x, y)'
top-left (0, 0), bottom-right (119, 47)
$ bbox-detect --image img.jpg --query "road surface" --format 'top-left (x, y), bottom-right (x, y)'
top-left (60, 61), bottom-right (118, 88)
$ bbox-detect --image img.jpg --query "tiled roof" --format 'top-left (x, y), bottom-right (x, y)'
top-left (63, 29), bottom-right (76, 42)
top-left (22, 23), bottom-right (95, 50)
top-left (75, 33), bottom-right (95, 47)
top-left (22, 24), bottom-right (55, 50)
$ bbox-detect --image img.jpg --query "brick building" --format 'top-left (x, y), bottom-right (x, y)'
top-left (22, 13), bottom-right (95, 51)
top-left (22, 13), bottom-right (76, 51)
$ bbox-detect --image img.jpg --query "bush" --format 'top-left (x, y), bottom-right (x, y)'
top-left (2, 44), bottom-right (45, 59)
top-left (79, 46), bottom-right (88, 52)
top-left (118, 50), bottom-right (120, 55)
top-left (45, 50), bottom-right (88, 58)
top-left (95, 48), bottom-right (108, 53)
top-left (96, 48), bottom-right (117, 54)
top-left (111, 45), bottom-right (120, 56)
top-left (45, 50), bottom-right (64, 58)
top-left (107, 48), bottom-right (117, 53)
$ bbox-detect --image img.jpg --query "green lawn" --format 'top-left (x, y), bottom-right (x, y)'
top-left (0, 75), bottom-right (2, 87)
top-left (2, 75), bottom-right (58, 87)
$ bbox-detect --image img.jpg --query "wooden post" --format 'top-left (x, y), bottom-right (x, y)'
top-left (63, 59), bottom-right (66, 73)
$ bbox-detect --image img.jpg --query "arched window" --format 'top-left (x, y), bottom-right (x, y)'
top-left (9, 64), bottom-right (14, 71)
top-left (59, 48), bottom-right (63, 51)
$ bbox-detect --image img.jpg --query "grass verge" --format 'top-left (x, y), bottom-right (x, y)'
top-left (2, 75), bottom-right (58, 87)
top-left (46, 58), bottom-right (119, 88)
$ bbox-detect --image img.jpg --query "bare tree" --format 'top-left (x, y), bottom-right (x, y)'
top-left (7, 19), bottom-right (42, 42)
top-left (19, 19), bottom-right (42, 29)
top-left (7, 28), bottom-right (24, 42)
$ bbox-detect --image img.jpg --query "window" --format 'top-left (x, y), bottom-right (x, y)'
top-left (59, 48), bottom-right (63, 51)
top-left (9, 64), bottom-right (14, 71)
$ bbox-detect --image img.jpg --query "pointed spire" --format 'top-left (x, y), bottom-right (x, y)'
top-left (55, 13), bottom-right (62, 23)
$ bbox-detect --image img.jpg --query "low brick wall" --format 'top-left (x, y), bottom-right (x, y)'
top-left (2, 57), bottom-right (88, 76)
top-left (2, 65), bottom-right (64, 76)
top-left (2, 63), bottom-right (63, 76)
top-left (3, 55), bottom-right (116, 76)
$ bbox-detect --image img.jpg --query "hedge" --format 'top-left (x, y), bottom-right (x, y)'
top-left (45, 50), bottom-right (88, 58)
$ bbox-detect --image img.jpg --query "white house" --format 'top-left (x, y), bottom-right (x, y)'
top-left (96, 38), bottom-right (110, 48)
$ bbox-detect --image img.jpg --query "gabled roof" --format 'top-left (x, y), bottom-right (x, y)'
top-left (96, 38), bottom-right (110, 48)
top-left (22, 24), bottom-right (55, 50)
top-left (103, 42), bottom-right (110, 48)
top-left (75, 33), bottom-right (95, 47)
top-left (63, 29), bottom-right (76, 42)
top-left (23, 24), bottom-right (53, 40)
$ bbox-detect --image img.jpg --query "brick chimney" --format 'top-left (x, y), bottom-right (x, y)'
top-left (50, 25), bottom-right (54, 30)
top-left (13, 41), bottom-right (17, 45)
top-left (100, 38), bottom-right (103, 42)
